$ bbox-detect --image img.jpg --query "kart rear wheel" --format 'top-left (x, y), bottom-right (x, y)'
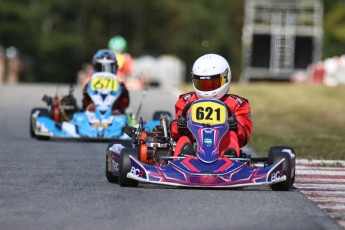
top-left (106, 153), bottom-right (118, 183)
top-left (105, 142), bottom-right (119, 183)
top-left (268, 146), bottom-right (296, 191)
top-left (30, 108), bottom-right (50, 139)
top-left (119, 148), bottom-right (139, 187)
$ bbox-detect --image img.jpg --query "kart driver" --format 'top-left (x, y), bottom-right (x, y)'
top-left (171, 54), bottom-right (252, 158)
top-left (82, 49), bottom-right (130, 114)
top-left (108, 35), bottom-right (134, 84)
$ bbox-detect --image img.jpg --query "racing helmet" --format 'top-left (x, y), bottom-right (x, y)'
top-left (92, 49), bottom-right (118, 74)
top-left (60, 95), bottom-right (78, 121)
top-left (108, 35), bottom-right (127, 53)
top-left (192, 54), bottom-right (231, 100)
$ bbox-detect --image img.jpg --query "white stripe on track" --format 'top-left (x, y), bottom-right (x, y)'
top-left (299, 190), bottom-right (345, 195)
top-left (312, 198), bottom-right (345, 203)
top-left (297, 159), bottom-right (345, 166)
top-left (295, 184), bottom-right (345, 189)
top-left (317, 204), bottom-right (345, 210)
top-left (297, 166), bottom-right (345, 171)
top-left (295, 178), bottom-right (344, 182)
top-left (296, 170), bottom-right (345, 176)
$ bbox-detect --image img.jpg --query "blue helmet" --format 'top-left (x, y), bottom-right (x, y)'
top-left (92, 49), bottom-right (118, 74)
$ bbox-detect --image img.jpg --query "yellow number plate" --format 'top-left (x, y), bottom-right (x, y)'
top-left (90, 77), bottom-right (118, 91)
top-left (191, 101), bottom-right (227, 125)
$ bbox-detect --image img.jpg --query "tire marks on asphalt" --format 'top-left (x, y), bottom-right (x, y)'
top-left (294, 159), bottom-right (345, 228)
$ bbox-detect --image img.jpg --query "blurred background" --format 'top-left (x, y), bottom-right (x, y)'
top-left (0, 0), bottom-right (344, 87)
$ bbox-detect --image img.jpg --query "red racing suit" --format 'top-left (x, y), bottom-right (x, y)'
top-left (171, 92), bottom-right (252, 157)
top-left (116, 53), bottom-right (134, 83)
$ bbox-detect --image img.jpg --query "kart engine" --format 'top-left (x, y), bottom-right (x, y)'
top-left (142, 114), bottom-right (173, 165)
top-left (124, 114), bottom-right (173, 166)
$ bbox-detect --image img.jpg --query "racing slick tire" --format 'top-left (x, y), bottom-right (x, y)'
top-left (119, 148), bottom-right (140, 187)
top-left (30, 108), bottom-right (50, 140)
top-left (105, 142), bottom-right (119, 183)
top-left (106, 153), bottom-right (118, 183)
top-left (105, 153), bottom-right (119, 183)
top-left (268, 146), bottom-right (296, 191)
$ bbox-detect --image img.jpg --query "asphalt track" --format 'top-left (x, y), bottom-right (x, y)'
top-left (0, 83), bottom-right (342, 230)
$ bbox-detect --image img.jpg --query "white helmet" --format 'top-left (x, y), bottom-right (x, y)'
top-left (192, 54), bottom-right (231, 100)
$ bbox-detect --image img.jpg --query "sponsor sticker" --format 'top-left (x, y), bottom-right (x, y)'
top-left (204, 138), bottom-right (213, 146)
top-left (235, 97), bottom-right (243, 105)
top-left (183, 94), bottom-right (192, 102)
top-left (113, 162), bottom-right (119, 172)
top-left (271, 171), bottom-right (281, 181)
top-left (130, 166), bottom-right (143, 177)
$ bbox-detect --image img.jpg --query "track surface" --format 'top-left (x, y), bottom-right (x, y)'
top-left (0, 83), bottom-right (342, 230)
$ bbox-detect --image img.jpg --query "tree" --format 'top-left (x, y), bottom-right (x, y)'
top-left (323, 0), bottom-right (345, 58)
top-left (0, 0), bottom-right (343, 83)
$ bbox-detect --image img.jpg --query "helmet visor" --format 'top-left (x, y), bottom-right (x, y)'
top-left (95, 62), bottom-right (117, 74)
top-left (193, 77), bottom-right (222, 91)
top-left (193, 68), bottom-right (228, 91)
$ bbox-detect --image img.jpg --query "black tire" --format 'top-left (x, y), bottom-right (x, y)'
top-left (105, 141), bottom-right (121, 183)
top-left (268, 146), bottom-right (296, 191)
top-left (30, 110), bottom-right (37, 138)
top-left (30, 108), bottom-right (50, 139)
top-left (36, 135), bottom-right (50, 141)
top-left (106, 153), bottom-right (118, 183)
top-left (119, 148), bottom-right (140, 187)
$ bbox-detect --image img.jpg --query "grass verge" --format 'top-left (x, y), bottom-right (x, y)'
top-left (180, 82), bottom-right (345, 160)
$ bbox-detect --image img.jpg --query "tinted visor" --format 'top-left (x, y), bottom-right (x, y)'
top-left (193, 76), bottom-right (222, 91)
top-left (95, 63), bottom-right (117, 74)
top-left (193, 69), bottom-right (228, 91)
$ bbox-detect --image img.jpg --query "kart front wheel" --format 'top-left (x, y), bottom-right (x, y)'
top-left (268, 146), bottom-right (296, 191)
top-left (30, 110), bottom-right (36, 138)
top-left (119, 148), bottom-right (139, 187)
top-left (30, 108), bottom-right (50, 139)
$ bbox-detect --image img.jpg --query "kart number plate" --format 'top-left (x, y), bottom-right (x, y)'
top-left (191, 101), bottom-right (227, 125)
top-left (91, 77), bottom-right (118, 91)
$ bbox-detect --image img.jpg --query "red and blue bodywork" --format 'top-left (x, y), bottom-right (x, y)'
top-left (109, 99), bottom-right (287, 188)
top-left (127, 156), bottom-right (285, 187)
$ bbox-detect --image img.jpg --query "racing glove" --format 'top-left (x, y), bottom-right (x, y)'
top-left (177, 115), bottom-right (188, 135)
top-left (228, 114), bottom-right (238, 131)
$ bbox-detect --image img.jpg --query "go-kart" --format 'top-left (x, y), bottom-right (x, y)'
top-left (30, 72), bottom-right (158, 141)
top-left (106, 98), bottom-right (296, 190)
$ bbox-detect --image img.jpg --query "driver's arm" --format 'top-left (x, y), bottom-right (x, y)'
top-left (226, 95), bottom-right (253, 147)
top-left (112, 83), bottom-right (129, 113)
top-left (171, 93), bottom-right (195, 140)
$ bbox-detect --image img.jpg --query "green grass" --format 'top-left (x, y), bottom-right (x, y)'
top-left (180, 83), bottom-right (345, 160)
